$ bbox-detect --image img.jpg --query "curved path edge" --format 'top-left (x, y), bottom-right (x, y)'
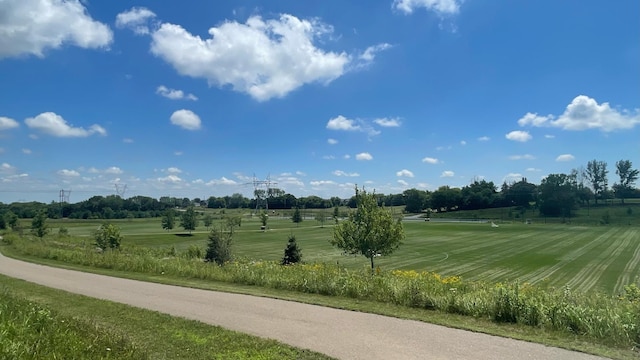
top-left (0, 252), bottom-right (606, 360)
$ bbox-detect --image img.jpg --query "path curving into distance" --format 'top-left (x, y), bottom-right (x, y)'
top-left (0, 252), bottom-right (606, 360)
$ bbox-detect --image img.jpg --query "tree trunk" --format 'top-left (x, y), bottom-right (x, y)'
top-left (370, 256), bottom-right (375, 274)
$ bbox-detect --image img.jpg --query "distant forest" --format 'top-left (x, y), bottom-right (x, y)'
top-left (0, 159), bottom-right (638, 222)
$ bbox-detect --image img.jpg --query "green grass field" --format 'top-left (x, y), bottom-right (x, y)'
top-left (46, 210), bottom-right (640, 295)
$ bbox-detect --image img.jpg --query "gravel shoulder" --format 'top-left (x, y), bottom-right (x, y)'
top-left (0, 252), bottom-right (607, 360)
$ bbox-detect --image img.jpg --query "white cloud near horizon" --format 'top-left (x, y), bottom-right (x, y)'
top-left (422, 157), bottom-right (439, 164)
top-left (556, 154), bottom-right (575, 162)
top-left (441, 170), bottom-right (454, 177)
top-left (170, 109), bottom-right (201, 130)
top-left (356, 152), bottom-right (373, 161)
top-left (333, 170), bottom-right (360, 177)
top-left (0, 0), bottom-right (112, 59)
top-left (25, 112), bottom-right (106, 137)
top-left (57, 169), bottom-right (80, 177)
top-left (518, 95), bottom-right (640, 132)
top-left (508, 154), bottom-right (536, 160)
top-left (396, 169), bottom-right (414, 177)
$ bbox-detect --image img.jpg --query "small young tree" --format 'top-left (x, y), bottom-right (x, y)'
top-left (4, 210), bottom-right (19, 231)
top-left (225, 215), bottom-right (242, 235)
top-left (203, 213), bottom-right (214, 229)
top-left (94, 223), bottom-right (122, 251)
top-left (180, 206), bottom-right (197, 234)
top-left (315, 211), bottom-right (327, 228)
top-left (259, 211), bottom-right (268, 229)
top-left (161, 209), bottom-right (175, 231)
top-left (281, 235), bottom-right (302, 265)
top-left (204, 227), bottom-right (232, 265)
top-left (30, 210), bottom-right (49, 238)
top-left (331, 186), bottom-right (405, 272)
top-left (291, 207), bottom-right (302, 225)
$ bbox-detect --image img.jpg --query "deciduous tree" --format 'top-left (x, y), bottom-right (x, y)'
top-left (31, 210), bottom-right (49, 238)
top-left (613, 160), bottom-right (639, 204)
top-left (330, 186), bottom-right (404, 271)
top-left (180, 206), bottom-right (197, 234)
top-left (94, 223), bottom-right (122, 250)
top-left (161, 209), bottom-right (175, 231)
top-left (585, 160), bottom-right (608, 204)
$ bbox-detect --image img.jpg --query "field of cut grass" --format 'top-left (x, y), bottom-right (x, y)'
top-left (45, 214), bottom-right (640, 295)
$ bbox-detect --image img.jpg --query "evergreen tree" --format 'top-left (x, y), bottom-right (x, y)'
top-left (291, 207), bottom-right (302, 225)
top-left (31, 210), bottom-right (49, 238)
top-left (281, 235), bottom-right (302, 265)
top-left (205, 227), bottom-right (232, 265)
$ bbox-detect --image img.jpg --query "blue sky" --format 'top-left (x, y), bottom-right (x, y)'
top-left (0, 0), bottom-right (638, 203)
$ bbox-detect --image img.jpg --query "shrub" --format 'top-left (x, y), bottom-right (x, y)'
top-left (94, 223), bottom-right (122, 251)
top-left (205, 227), bottom-right (232, 265)
top-left (281, 235), bottom-right (302, 265)
top-left (184, 245), bottom-right (203, 259)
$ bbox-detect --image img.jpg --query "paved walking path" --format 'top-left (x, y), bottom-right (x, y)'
top-left (0, 252), bottom-right (606, 360)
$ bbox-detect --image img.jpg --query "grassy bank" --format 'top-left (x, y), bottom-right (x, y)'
top-left (0, 274), bottom-right (331, 360)
top-left (2, 233), bottom-right (639, 359)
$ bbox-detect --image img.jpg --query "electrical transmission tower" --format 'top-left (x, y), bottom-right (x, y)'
top-left (245, 174), bottom-right (277, 213)
top-left (115, 183), bottom-right (127, 198)
top-left (59, 189), bottom-right (71, 218)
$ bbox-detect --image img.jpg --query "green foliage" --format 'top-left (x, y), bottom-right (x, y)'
top-left (57, 227), bottom-right (69, 237)
top-left (331, 186), bottom-right (405, 270)
top-left (225, 215), bottom-right (242, 235)
top-left (314, 211), bottom-right (327, 228)
top-left (203, 213), bottom-right (214, 228)
top-left (538, 174), bottom-right (577, 217)
top-left (332, 206), bottom-right (339, 221)
top-left (185, 245), bottom-right (204, 259)
top-left (586, 159), bottom-right (609, 204)
top-left (4, 210), bottom-right (19, 231)
top-left (205, 227), bottom-right (232, 265)
top-left (180, 207), bottom-right (197, 234)
top-left (600, 211), bottom-right (611, 225)
top-left (161, 209), bottom-right (175, 231)
top-left (614, 159), bottom-right (639, 204)
top-left (282, 235), bottom-right (302, 265)
top-left (30, 210), bottom-right (49, 238)
top-left (259, 211), bottom-right (268, 228)
top-left (0, 290), bottom-right (146, 360)
top-left (94, 223), bottom-right (123, 250)
top-left (291, 207), bottom-right (302, 224)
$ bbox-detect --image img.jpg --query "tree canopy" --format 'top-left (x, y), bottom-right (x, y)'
top-left (331, 186), bottom-right (404, 271)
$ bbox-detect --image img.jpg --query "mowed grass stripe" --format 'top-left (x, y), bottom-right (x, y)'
top-left (614, 229), bottom-right (640, 293)
top-left (566, 228), bottom-right (634, 293)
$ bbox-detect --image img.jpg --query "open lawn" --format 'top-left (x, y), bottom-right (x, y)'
top-left (46, 213), bottom-right (640, 295)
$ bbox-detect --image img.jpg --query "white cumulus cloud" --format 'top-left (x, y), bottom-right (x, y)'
top-left (477, 136), bottom-right (490, 142)
top-left (166, 167), bottom-right (182, 174)
top-left (104, 166), bottom-right (123, 174)
top-left (206, 177), bottom-right (237, 186)
top-left (505, 130), bottom-right (532, 142)
top-left (150, 14), bottom-right (363, 101)
top-left (333, 170), bottom-right (360, 177)
top-left (25, 112), bottom-right (106, 137)
top-left (0, 0), bottom-right (112, 59)
top-left (156, 85), bottom-right (197, 101)
top-left (355, 152), bottom-right (373, 161)
top-left (422, 157), bottom-right (439, 164)
top-left (508, 154), bottom-right (536, 160)
top-left (393, 0), bottom-right (462, 15)
top-left (170, 109), bottom-right (201, 130)
top-left (396, 169), bottom-right (414, 178)
top-left (326, 115), bottom-right (360, 131)
top-left (158, 175), bottom-right (182, 183)
top-left (397, 179), bottom-right (409, 187)
top-left (518, 95), bottom-right (640, 132)
top-left (0, 117), bottom-right (19, 130)
top-left (556, 154), bottom-right (575, 162)
top-left (327, 138), bottom-right (338, 145)
top-left (57, 169), bottom-right (80, 177)
top-left (441, 170), bottom-right (454, 177)
top-left (115, 7), bottom-right (157, 35)
top-left (373, 117), bottom-right (401, 127)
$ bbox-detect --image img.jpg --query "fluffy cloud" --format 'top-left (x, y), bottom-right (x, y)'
top-left (503, 173), bottom-right (524, 183)
top-left (477, 136), bottom-right (490, 142)
top-left (57, 169), bottom-right (80, 177)
top-left (150, 14), bottom-right (378, 101)
top-left (422, 157), bottom-right (439, 164)
top-left (396, 169), bottom-right (414, 178)
top-left (373, 117), bottom-right (401, 127)
top-left (518, 95), bottom-right (640, 132)
top-left (310, 180), bottom-right (336, 186)
top-left (508, 154), bottom-right (536, 160)
top-left (25, 112), bottom-right (106, 137)
top-left (505, 130), bottom-right (532, 142)
top-left (166, 167), bottom-right (182, 174)
top-left (356, 43), bottom-right (392, 69)
top-left (156, 85), bottom-right (197, 101)
top-left (0, 0), bottom-right (112, 58)
top-left (206, 177), bottom-right (237, 186)
top-left (1, 163), bottom-right (15, 172)
top-left (397, 179), bottom-right (409, 187)
top-left (105, 167), bottom-right (123, 174)
top-left (115, 7), bottom-right (157, 35)
top-left (556, 154), bottom-right (575, 162)
top-left (158, 175), bottom-right (182, 183)
top-left (355, 152), bottom-right (373, 161)
top-left (0, 117), bottom-right (19, 130)
top-left (441, 170), bottom-right (454, 177)
top-left (393, 0), bottom-right (462, 15)
top-left (327, 138), bottom-right (338, 145)
top-left (333, 170), bottom-right (360, 177)
top-left (170, 109), bottom-right (201, 130)
top-left (326, 115), bottom-right (360, 131)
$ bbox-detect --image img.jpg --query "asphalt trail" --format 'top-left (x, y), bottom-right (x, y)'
top-left (0, 252), bottom-right (606, 360)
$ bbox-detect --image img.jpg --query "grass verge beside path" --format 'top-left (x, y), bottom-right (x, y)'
top-left (0, 274), bottom-right (332, 360)
top-left (1, 246), bottom-right (634, 360)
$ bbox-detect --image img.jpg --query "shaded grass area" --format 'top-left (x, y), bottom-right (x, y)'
top-left (0, 274), bottom-right (332, 360)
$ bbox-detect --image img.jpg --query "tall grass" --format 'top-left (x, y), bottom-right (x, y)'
top-left (0, 289), bottom-right (146, 360)
top-left (5, 233), bottom-right (640, 350)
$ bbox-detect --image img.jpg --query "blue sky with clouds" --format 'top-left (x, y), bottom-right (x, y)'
top-left (0, 0), bottom-right (638, 203)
